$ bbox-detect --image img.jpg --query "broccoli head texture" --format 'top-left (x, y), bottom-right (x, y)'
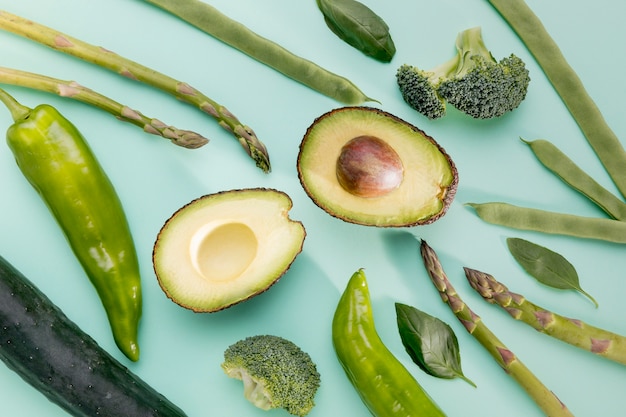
top-left (396, 64), bottom-right (448, 120)
top-left (221, 334), bottom-right (320, 417)
top-left (396, 26), bottom-right (530, 120)
top-left (396, 53), bottom-right (460, 120)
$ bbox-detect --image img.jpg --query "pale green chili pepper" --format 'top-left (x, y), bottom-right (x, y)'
top-left (332, 269), bottom-right (447, 417)
top-left (0, 88), bottom-right (142, 361)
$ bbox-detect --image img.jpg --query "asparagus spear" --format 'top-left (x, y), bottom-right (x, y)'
top-left (465, 267), bottom-right (626, 365)
top-left (0, 66), bottom-right (208, 148)
top-left (0, 10), bottom-right (270, 172)
top-left (419, 240), bottom-right (574, 417)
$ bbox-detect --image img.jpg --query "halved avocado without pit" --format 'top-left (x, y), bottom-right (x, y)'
top-left (152, 188), bottom-right (306, 312)
top-left (297, 107), bottom-right (458, 227)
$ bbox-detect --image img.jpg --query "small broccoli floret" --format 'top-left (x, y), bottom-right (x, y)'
top-left (221, 335), bottom-right (320, 417)
top-left (397, 26), bottom-right (530, 120)
top-left (396, 55), bottom-right (459, 120)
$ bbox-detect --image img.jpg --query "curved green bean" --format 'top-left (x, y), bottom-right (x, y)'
top-left (486, 0), bottom-right (626, 199)
top-left (523, 138), bottom-right (626, 221)
top-left (143, 0), bottom-right (375, 105)
top-left (467, 202), bottom-right (626, 243)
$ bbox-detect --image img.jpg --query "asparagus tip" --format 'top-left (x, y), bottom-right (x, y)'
top-left (233, 124), bottom-right (271, 173)
top-left (145, 118), bottom-right (209, 148)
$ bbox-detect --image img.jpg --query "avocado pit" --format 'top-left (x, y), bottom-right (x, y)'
top-left (297, 106), bottom-right (458, 227)
top-left (336, 135), bottom-right (404, 198)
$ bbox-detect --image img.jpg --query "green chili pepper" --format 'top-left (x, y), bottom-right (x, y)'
top-left (332, 269), bottom-right (447, 417)
top-left (0, 88), bottom-right (142, 362)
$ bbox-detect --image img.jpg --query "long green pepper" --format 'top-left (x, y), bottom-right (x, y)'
top-left (332, 268), bottom-right (447, 417)
top-left (0, 88), bottom-right (142, 362)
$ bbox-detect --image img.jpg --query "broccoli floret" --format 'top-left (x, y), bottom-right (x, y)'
top-left (396, 26), bottom-right (530, 120)
top-left (221, 335), bottom-right (320, 417)
top-left (396, 57), bottom-right (458, 120)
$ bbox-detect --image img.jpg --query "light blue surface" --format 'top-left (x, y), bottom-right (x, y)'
top-left (0, 1), bottom-right (625, 416)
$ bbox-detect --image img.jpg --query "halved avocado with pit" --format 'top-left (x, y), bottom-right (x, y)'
top-left (152, 188), bottom-right (306, 312)
top-left (297, 107), bottom-right (458, 227)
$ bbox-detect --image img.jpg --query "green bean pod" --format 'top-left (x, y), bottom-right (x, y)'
top-left (523, 138), bottom-right (626, 221)
top-left (467, 202), bottom-right (626, 244)
top-left (143, 0), bottom-right (375, 105)
top-left (0, 89), bottom-right (142, 361)
top-left (486, 0), bottom-right (626, 198)
top-left (332, 269), bottom-right (447, 417)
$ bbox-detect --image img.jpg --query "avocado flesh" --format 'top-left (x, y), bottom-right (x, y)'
top-left (297, 107), bottom-right (458, 227)
top-left (152, 188), bottom-right (306, 312)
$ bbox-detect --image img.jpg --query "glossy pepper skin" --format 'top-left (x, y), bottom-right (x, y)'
top-left (0, 89), bottom-right (142, 361)
top-left (332, 269), bottom-right (447, 417)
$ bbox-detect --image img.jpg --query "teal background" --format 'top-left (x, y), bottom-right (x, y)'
top-left (0, 1), bottom-right (624, 416)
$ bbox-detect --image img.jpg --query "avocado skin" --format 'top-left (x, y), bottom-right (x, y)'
top-left (297, 106), bottom-right (459, 227)
top-left (0, 255), bottom-right (187, 417)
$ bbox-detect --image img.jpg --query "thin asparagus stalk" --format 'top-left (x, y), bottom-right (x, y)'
top-left (465, 267), bottom-right (626, 365)
top-left (420, 240), bottom-right (574, 417)
top-left (0, 66), bottom-right (208, 149)
top-left (0, 10), bottom-right (270, 172)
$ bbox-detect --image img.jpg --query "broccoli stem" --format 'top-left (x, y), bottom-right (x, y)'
top-left (0, 10), bottom-right (270, 172)
top-left (465, 267), bottom-right (626, 366)
top-left (420, 240), bottom-right (574, 417)
top-left (0, 66), bottom-right (208, 148)
top-left (486, 0), bottom-right (626, 199)
top-left (452, 27), bottom-right (493, 76)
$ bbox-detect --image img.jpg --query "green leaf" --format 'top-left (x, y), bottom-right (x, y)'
top-left (316, 0), bottom-right (396, 62)
top-left (395, 302), bottom-right (475, 387)
top-left (506, 237), bottom-right (598, 307)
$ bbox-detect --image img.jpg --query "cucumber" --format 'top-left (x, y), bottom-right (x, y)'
top-left (0, 254), bottom-right (188, 417)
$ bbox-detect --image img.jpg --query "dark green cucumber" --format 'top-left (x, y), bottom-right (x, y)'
top-left (0, 254), bottom-right (188, 417)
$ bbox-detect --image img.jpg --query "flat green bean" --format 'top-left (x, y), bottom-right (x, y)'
top-left (143, 0), bottom-right (375, 105)
top-left (523, 138), bottom-right (626, 221)
top-left (486, 0), bottom-right (626, 198)
top-left (467, 202), bottom-right (626, 244)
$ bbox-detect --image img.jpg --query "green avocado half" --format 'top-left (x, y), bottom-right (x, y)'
top-left (297, 107), bottom-right (458, 227)
top-left (152, 188), bottom-right (306, 312)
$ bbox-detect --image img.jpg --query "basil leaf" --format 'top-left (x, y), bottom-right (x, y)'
top-left (506, 237), bottom-right (598, 307)
top-left (395, 302), bottom-right (475, 386)
top-left (316, 0), bottom-right (396, 62)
